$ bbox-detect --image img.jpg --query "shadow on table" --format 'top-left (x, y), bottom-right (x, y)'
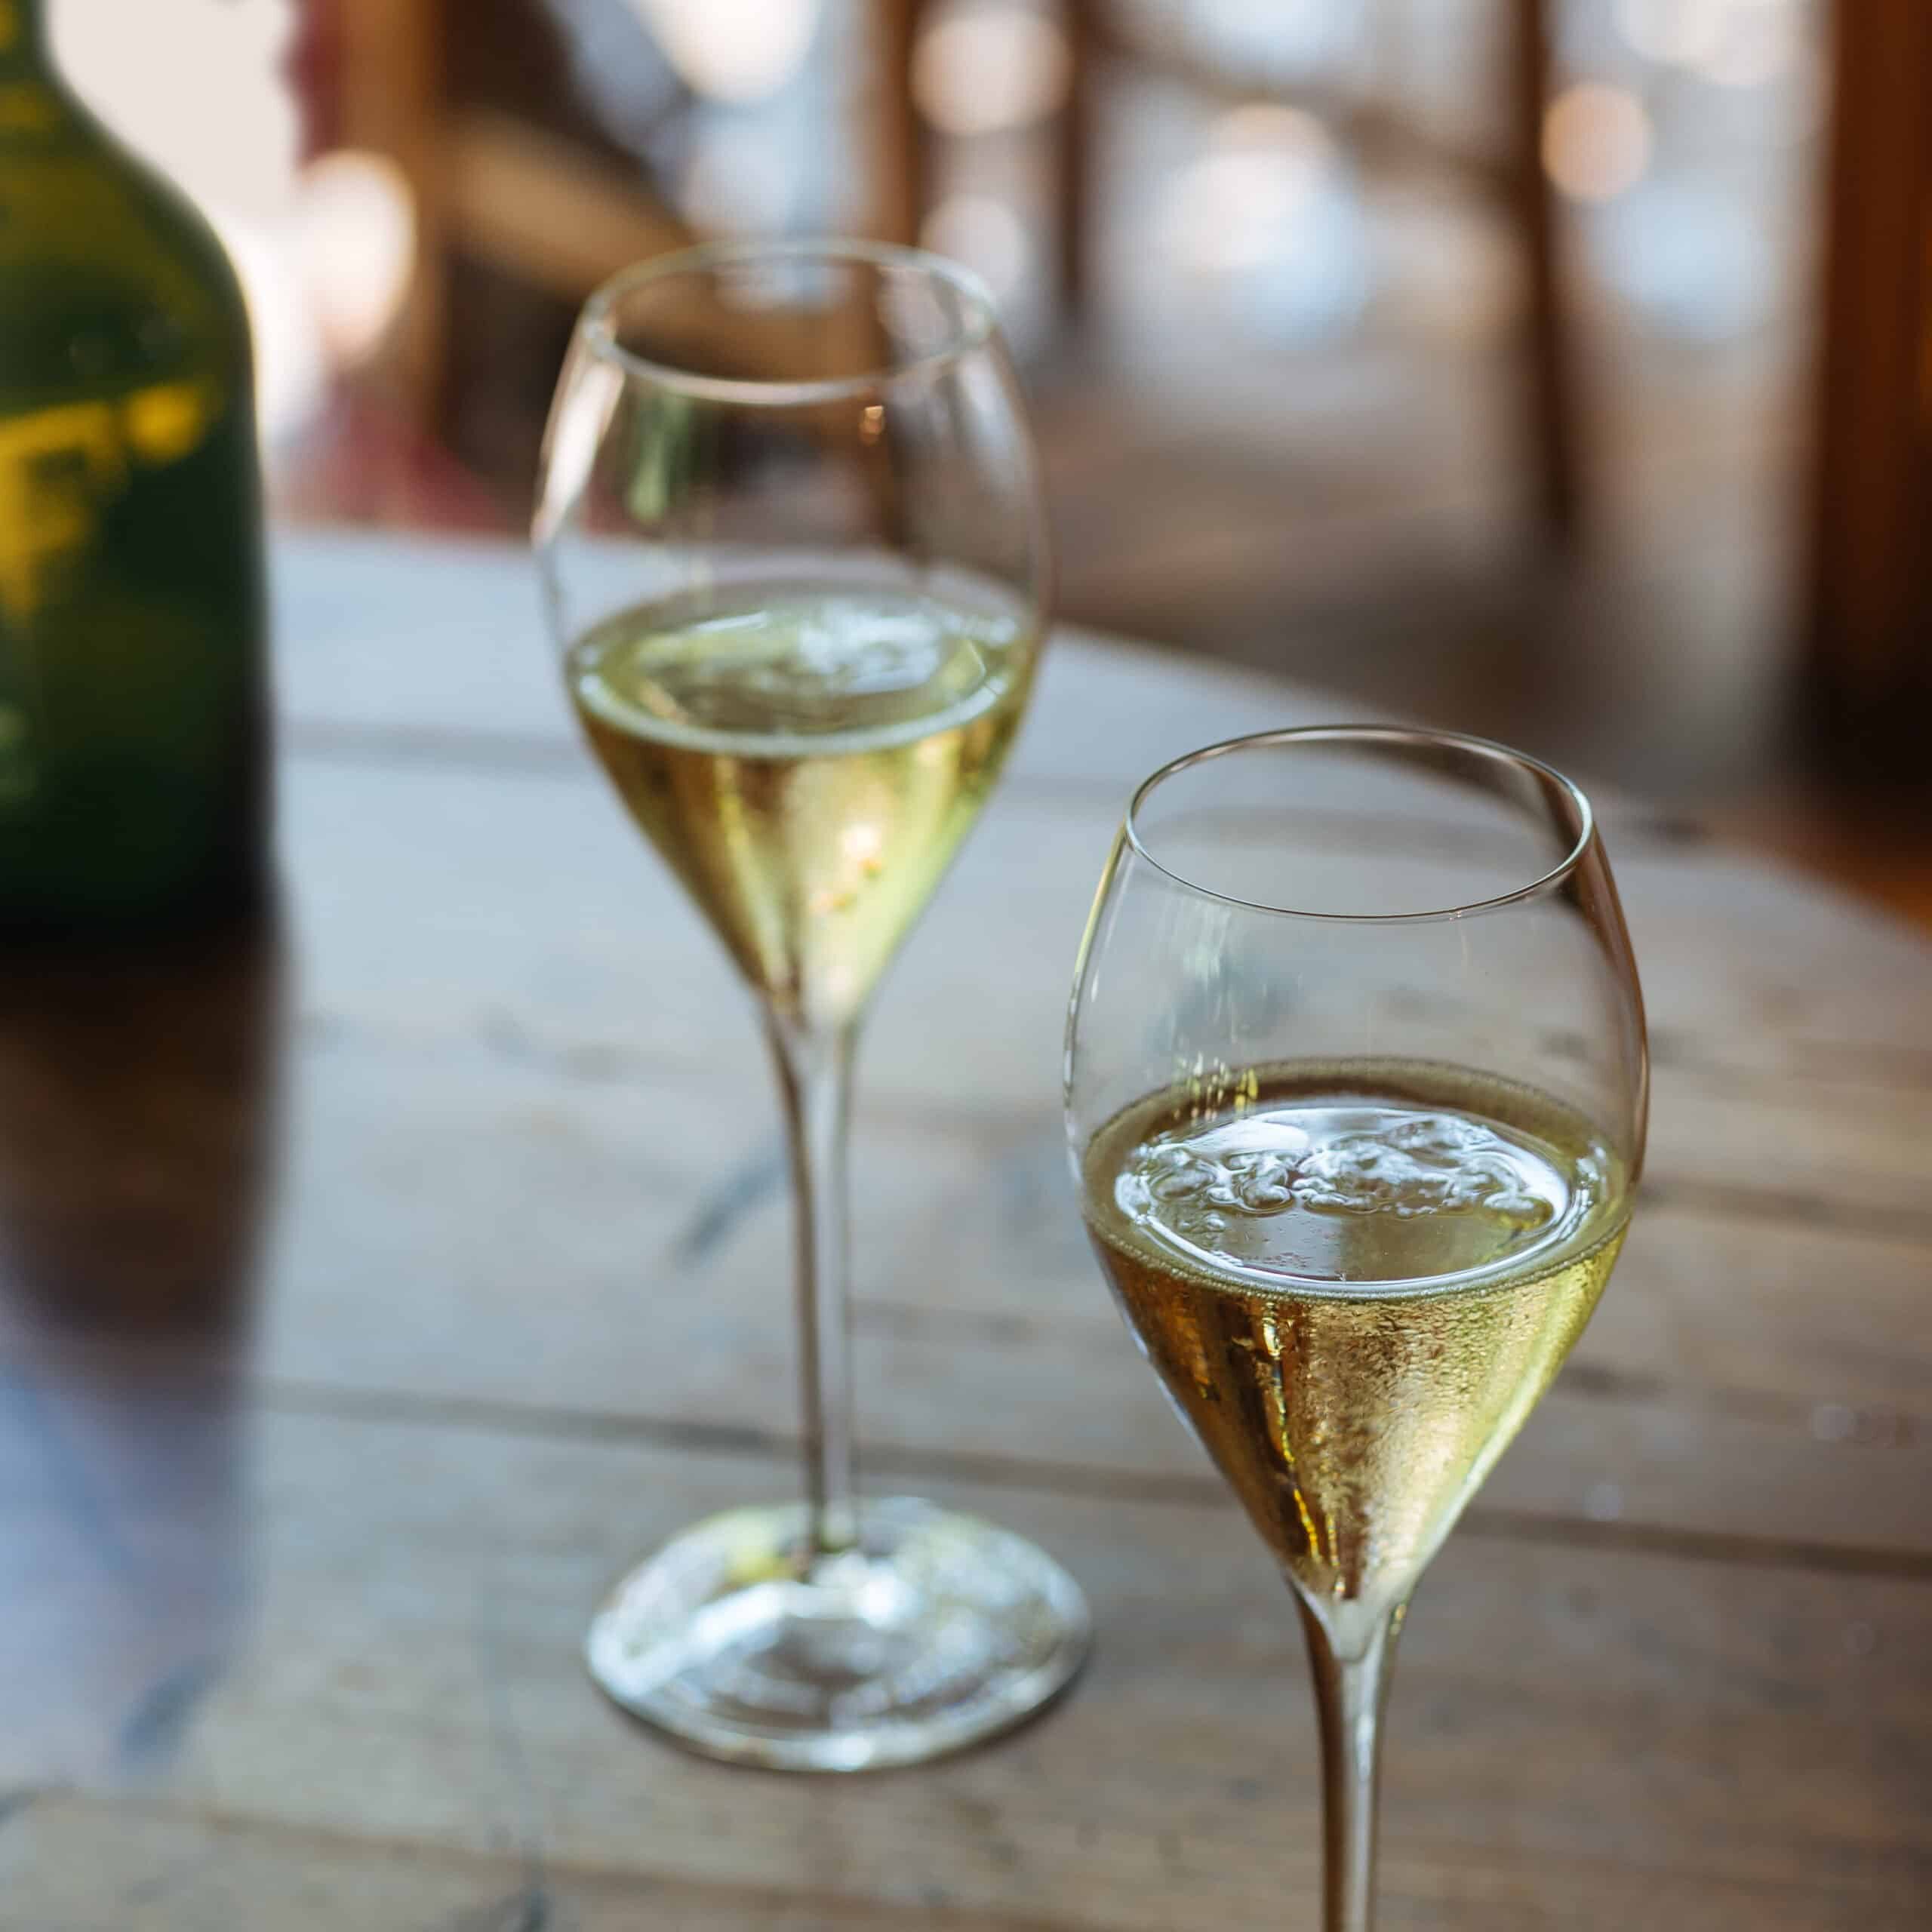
top-left (0, 917), bottom-right (284, 1777)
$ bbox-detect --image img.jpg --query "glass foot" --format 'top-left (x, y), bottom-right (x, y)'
top-left (585, 1495), bottom-right (1091, 1770)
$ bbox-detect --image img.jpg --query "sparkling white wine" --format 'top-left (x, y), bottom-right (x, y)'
top-left (568, 584), bottom-right (1032, 1026)
top-left (1083, 1059), bottom-right (1628, 1619)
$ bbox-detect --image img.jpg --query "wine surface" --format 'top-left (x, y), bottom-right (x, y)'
top-left (1082, 1059), bottom-right (1628, 1620)
top-left (568, 584), bottom-right (1031, 1025)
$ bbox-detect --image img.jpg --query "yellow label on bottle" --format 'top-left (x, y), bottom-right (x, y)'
top-left (0, 382), bottom-right (218, 622)
top-left (124, 381), bottom-right (214, 466)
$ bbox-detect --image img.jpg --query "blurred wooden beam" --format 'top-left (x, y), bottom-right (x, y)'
top-left (332, 0), bottom-right (448, 429)
top-left (441, 111), bottom-right (691, 306)
top-left (867, 0), bottom-right (930, 246)
top-left (1806, 0), bottom-right (1932, 764)
top-left (1057, 0), bottom-right (1096, 318)
top-left (1509, 0), bottom-right (1582, 543)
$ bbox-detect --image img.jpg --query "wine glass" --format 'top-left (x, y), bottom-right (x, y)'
top-left (533, 240), bottom-right (1088, 1770)
top-left (1065, 728), bottom-right (1647, 1927)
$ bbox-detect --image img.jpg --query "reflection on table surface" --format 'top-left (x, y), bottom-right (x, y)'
top-left (0, 920), bottom-right (280, 1778)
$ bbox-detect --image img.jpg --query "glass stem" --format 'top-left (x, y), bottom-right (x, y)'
top-left (1300, 1597), bottom-right (1404, 1932)
top-left (767, 1014), bottom-right (859, 1559)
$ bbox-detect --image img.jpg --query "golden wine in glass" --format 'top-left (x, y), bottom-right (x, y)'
top-left (1066, 728), bottom-right (1647, 1926)
top-left (537, 242), bottom-right (1088, 1772)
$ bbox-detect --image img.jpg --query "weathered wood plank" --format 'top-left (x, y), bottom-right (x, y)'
top-left (2, 1407), bottom-right (1924, 1927)
top-left (267, 528), bottom-right (1334, 792)
top-left (1, 1002), bottom-right (1924, 1561)
top-left (265, 527), bottom-right (1772, 900)
top-left (0, 1795), bottom-right (1069, 1932)
top-left (235, 1042), bottom-right (1932, 1556)
top-left (3, 1787), bottom-right (1915, 1932)
top-left (266, 530), bottom-right (1932, 1014)
top-left (278, 747), bottom-right (1932, 1143)
top-left (1, 530), bottom-right (1925, 1930)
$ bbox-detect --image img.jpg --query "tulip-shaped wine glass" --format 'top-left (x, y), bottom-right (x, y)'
top-left (1066, 728), bottom-right (1647, 1927)
top-left (536, 240), bottom-right (1088, 1770)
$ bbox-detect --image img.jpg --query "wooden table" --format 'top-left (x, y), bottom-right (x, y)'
top-left (3, 531), bottom-right (1928, 1929)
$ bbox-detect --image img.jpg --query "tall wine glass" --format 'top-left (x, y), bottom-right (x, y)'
top-left (535, 240), bottom-right (1088, 1770)
top-left (1065, 728), bottom-right (1647, 1927)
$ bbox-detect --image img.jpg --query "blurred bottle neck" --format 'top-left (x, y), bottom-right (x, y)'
top-left (0, 0), bottom-right (45, 72)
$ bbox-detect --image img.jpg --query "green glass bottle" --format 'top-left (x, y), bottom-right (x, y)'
top-left (0, 0), bottom-right (267, 928)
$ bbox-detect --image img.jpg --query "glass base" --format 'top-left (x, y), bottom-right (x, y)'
top-left (585, 1495), bottom-right (1091, 1771)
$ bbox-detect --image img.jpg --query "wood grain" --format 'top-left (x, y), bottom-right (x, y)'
top-left (7, 1022), bottom-right (1922, 1561)
top-left (266, 535), bottom-right (1932, 1087)
top-left (0, 1798), bottom-right (1078, 1932)
top-left (1, 529), bottom-right (1926, 1928)
top-left (2, 1411), bottom-right (1925, 1928)
top-left (1806, 0), bottom-right (1932, 746)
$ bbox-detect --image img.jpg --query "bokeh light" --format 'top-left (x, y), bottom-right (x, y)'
top-left (629, 0), bottom-right (820, 105)
top-left (921, 194), bottom-right (1030, 303)
top-left (296, 151), bottom-right (417, 368)
top-left (1543, 83), bottom-right (1653, 206)
top-left (1161, 106), bottom-right (1335, 275)
top-left (914, 3), bottom-right (1070, 137)
top-left (1615, 0), bottom-right (1804, 90)
top-left (1613, 0), bottom-right (1727, 67)
top-left (1697, 3), bottom-right (1802, 89)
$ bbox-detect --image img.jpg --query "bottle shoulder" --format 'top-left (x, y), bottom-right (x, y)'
top-left (0, 78), bottom-right (251, 405)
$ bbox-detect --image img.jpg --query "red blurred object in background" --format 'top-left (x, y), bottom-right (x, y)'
top-left (275, 0), bottom-right (509, 534)
top-left (285, 0), bottom-right (343, 162)
top-left (272, 391), bottom-right (512, 534)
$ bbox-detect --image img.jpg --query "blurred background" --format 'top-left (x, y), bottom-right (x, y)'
top-left (43, 0), bottom-right (1932, 918)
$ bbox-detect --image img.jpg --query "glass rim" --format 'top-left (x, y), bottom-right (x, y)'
top-left (576, 237), bottom-right (1000, 407)
top-left (1124, 724), bottom-right (1598, 924)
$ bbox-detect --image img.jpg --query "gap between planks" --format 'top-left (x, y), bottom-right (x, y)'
top-left (309, 1006), bottom-right (1932, 1237)
top-left (280, 711), bottom-right (1724, 854)
top-left (42, 1786), bottom-right (1914, 1932)
top-left (5, 1789), bottom-right (1102, 1932)
top-left (7, 1338), bottom-right (1930, 1586)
